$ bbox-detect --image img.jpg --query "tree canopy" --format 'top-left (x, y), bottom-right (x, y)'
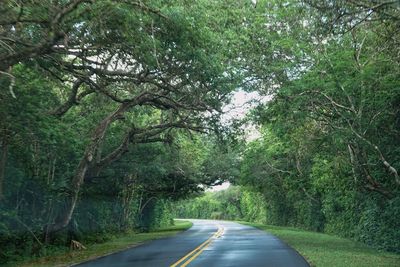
top-left (1, 0), bottom-right (399, 264)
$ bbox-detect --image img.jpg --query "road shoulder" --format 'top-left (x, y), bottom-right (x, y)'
top-left (240, 222), bottom-right (400, 267)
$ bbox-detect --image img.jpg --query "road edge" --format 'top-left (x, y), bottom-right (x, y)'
top-left (237, 221), bottom-right (312, 267)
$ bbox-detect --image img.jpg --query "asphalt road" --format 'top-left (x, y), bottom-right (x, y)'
top-left (75, 219), bottom-right (310, 267)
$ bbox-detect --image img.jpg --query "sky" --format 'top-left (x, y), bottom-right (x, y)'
top-left (222, 90), bottom-right (263, 122)
top-left (208, 181), bottom-right (231, 192)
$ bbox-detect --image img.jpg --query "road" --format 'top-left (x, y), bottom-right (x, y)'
top-left (75, 219), bottom-right (310, 267)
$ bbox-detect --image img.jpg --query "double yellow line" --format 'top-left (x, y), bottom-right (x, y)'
top-left (170, 225), bottom-right (224, 267)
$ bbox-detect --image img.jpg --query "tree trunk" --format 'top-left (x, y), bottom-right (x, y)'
top-left (119, 174), bottom-right (135, 230)
top-left (0, 137), bottom-right (8, 200)
top-left (44, 102), bottom-right (136, 237)
top-left (138, 197), bottom-right (157, 232)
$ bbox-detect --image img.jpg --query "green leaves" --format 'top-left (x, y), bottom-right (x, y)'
top-left (233, 0), bottom-right (400, 252)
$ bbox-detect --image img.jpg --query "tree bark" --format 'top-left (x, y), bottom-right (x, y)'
top-left (44, 99), bottom-right (143, 237)
top-left (0, 137), bottom-right (8, 200)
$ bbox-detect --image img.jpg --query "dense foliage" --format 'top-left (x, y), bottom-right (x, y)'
top-left (174, 186), bottom-right (267, 223)
top-left (0, 0), bottom-right (250, 263)
top-left (1, 0), bottom-right (399, 264)
top-left (175, 0), bottom-right (400, 253)
top-left (240, 0), bottom-right (400, 252)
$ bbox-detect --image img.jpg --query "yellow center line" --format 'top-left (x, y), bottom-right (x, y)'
top-left (170, 238), bottom-right (212, 267)
top-left (170, 225), bottom-right (224, 267)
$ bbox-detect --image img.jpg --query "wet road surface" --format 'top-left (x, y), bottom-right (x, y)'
top-left (75, 219), bottom-right (310, 267)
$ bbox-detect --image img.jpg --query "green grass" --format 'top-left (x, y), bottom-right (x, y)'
top-left (13, 220), bottom-right (192, 267)
top-left (240, 222), bottom-right (400, 267)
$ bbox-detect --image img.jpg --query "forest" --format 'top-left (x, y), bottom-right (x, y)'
top-left (0, 0), bottom-right (399, 265)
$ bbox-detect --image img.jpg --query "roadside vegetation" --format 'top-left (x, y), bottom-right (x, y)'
top-left (175, 0), bottom-right (400, 255)
top-left (1, 0), bottom-right (399, 265)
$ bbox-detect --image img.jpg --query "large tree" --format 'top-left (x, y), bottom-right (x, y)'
top-left (0, 0), bottom-right (249, 241)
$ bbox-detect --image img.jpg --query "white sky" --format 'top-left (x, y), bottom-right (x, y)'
top-left (221, 90), bottom-right (263, 122)
top-left (207, 181), bottom-right (231, 192)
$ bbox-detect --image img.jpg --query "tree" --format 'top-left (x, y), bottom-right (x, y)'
top-left (0, 0), bottom-right (252, 259)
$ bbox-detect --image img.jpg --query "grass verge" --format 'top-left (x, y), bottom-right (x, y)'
top-left (240, 222), bottom-right (400, 267)
top-left (14, 220), bottom-right (192, 267)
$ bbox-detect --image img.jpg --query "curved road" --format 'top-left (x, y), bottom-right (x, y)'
top-left (75, 219), bottom-right (309, 267)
